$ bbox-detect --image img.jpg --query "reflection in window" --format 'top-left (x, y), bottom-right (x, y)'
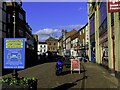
top-left (19, 12), bottom-right (23, 20)
top-left (19, 29), bottom-right (23, 36)
top-left (3, 23), bottom-right (6, 31)
top-left (100, 2), bottom-right (107, 25)
top-left (8, 14), bottom-right (10, 23)
top-left (2, 11), bottom-right (6, 23)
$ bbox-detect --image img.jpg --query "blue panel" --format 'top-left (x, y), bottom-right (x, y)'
top-left (4, 38), bottom-right (26, 69)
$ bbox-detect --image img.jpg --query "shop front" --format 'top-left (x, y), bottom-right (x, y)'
top-left (100, 31), bottom-right (108, 69)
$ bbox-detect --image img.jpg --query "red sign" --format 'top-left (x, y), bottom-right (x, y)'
top-left (108, 0), bottom-right (120, 12)
top-left (72, 60), bottom-right (80, 68)
top-left (71, 59), bottom-right (80, 74)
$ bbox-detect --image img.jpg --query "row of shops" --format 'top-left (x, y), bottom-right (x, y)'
top-left (88, 1), bottom-right (120, 79)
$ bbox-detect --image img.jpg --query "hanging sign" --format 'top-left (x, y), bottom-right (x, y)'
top-left (108, 0), bottom-right (120, 12)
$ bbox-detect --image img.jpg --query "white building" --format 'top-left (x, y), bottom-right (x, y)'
top-left (37, 42), bottom-right (48, 55)
top-left (85, 23), bottom-right (89, 46)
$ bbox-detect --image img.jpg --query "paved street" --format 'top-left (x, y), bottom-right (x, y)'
top-left (4, 61), bottom-right (119, 89)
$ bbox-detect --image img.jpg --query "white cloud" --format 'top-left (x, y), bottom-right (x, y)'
top-left (34, 28), bottom-right (62, 42)
top-left (34, 24), bottom-right (85, 41)
top-left (60, 24), bottom-right (85, 29)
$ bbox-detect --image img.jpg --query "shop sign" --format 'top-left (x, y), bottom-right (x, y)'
top-left (108, 0), bottom-right (120, 12)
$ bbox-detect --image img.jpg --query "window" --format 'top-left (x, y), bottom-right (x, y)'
top-left (8, 28), bottom-right (10, 37)
top-left (41, 45), bottom-right (42, 48)
top-left (8, 14), bottom-right (10, 23)
top-left (0, 22), bottom-right (2, 30)
top-left (44, 45), bottom-right (46, 48)
top-left (80, 31), bottom-right (81, 35)
top-left (2, 10), bottom-right (6, 23)
top-left (3, 23), bottom-right (6, 31)
top-left (19, 12), bottom-right (23, 20)
top-left (40, 49), bottom-right (42, 52)
top-left (3, 3), bottom-right (6, 10)
top-left (19, 29), bottom-right (23, 36)
top-left (90, 15), bottom-right (95, 35)
top-left (99, 2), bottom-right (107, 25)
top-left (83, 30), bottom-right (84, 33)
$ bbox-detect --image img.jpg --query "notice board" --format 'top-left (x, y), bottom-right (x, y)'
top-left (4, 38), bottom-right (25, 69)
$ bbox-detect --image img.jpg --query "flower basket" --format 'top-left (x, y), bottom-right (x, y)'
top-left (0, 76), bottom-right (37, 90)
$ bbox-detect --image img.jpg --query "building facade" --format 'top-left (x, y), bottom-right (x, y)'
top-left (88, 0), bottom-right (120, 79)
top-left (1, 2), bottom-right (38, 68)
top-left (38, 42), bottom-right (48, 55)
top-left (58, 36), bottom-right (63, 56)
top-left (45, 37), bottom-right (58, 52)
top-left (62, 29), bottom-right (77, 56)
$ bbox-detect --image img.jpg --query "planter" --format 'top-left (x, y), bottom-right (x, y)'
top-left (0, 77), bottom-right (37, 90)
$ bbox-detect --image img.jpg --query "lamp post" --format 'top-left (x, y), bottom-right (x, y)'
top-left (12, 0), bottom-right (18, 78)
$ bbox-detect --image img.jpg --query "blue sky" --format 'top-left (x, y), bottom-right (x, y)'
top-left (22, 2), bottom-right (88, 41)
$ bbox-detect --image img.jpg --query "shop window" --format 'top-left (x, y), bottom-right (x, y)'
top-left (90, 15), bottom-right (95, 35)
top-left (99, 2), bottom-right (107, 26)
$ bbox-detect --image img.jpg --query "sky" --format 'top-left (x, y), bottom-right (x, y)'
top-left (22, 2), bottom-right (88, 41)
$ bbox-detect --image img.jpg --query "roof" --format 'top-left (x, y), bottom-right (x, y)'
top-left (45, 36), bottom-right (58, 42)
top-left (78, 23), bottom-right (88, 31)
top-left (39, 42), bottom-right (47, 44)
top-left (66, 29), bottom-right (77, 39)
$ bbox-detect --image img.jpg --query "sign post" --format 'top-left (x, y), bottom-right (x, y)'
top-left (71, 59), bottom-right (80, 74)
top-left (4, 38), bottom-right (25, 78)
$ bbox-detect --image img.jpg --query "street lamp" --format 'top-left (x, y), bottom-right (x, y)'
top-left (12, 0), bottom-right (18, 78)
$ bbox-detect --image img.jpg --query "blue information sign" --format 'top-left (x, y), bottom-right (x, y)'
top-left (4, 38), bottom-right (26, 69)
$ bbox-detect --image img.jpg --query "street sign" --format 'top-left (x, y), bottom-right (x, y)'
top-left (108, 0), bottom-right (120, 12)
top-left (4, 38), bottom-right (25, 69)
top-left (71, 59), bottom-right (80, 74)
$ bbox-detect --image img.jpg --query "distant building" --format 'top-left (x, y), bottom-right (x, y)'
top-left (45, 37), bottom-right (58, 52)
top-left (62, 29), bottom-right (77, 56)
top-left (58, 36), bottom-right (63, 56)
top-left (38, 42), bottom-right (48, 55)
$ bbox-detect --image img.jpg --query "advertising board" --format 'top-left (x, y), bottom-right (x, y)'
top-left (71, 59), bottom-right (80, 74)
top-left (4, 38), bottom-right (25, 69)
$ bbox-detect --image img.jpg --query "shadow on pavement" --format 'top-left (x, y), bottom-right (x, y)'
top-left (57, 68), bottom-right (87, 76)
top-left (51, 76), bottom-right (87, 90)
